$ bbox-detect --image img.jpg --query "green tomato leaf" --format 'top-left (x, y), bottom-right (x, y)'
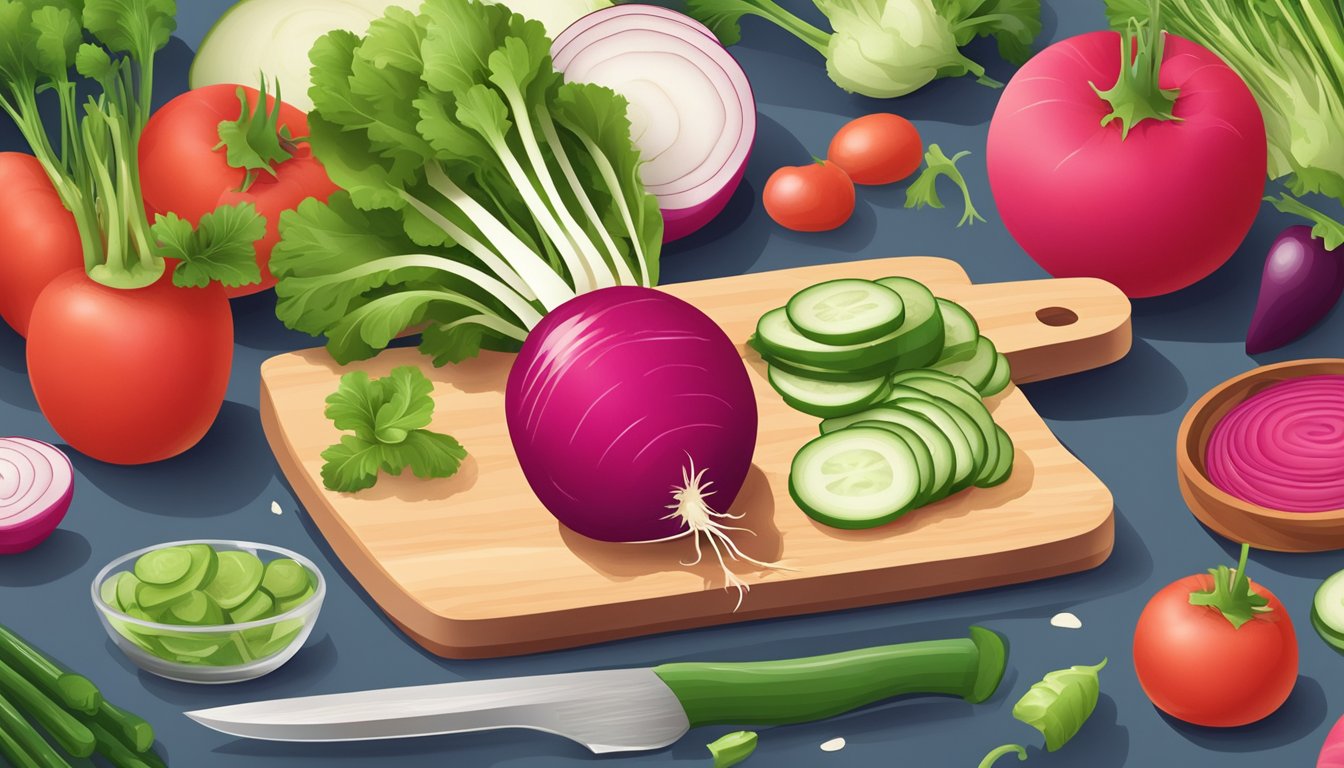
top-left (161, 203), bottom-right (265, 288)
top-left (372, 366), bottom-right (436, 444)
top-left (324, 371), bottom-right (382, 441)
top-left (214, 81), bottom-right (295, 192)
top-left (1012, 659), bottom-right (1107, 752)
top-left (320, 434), bottom-right (384, 493)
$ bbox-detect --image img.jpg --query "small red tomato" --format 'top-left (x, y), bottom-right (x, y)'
top-left (1133, 545), bottom-right (1297, 727)
top-left (762, 161), bottom-right (855, 232)
top-left (0, 153), bottom-right (84, 337)
top-left (828, 113), bottom-right (923, 185)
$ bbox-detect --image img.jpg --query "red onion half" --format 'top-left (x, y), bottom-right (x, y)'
top-left (552, 5), bottom-right (756, 242)
top-left (1206, 375), bottom-right (1344, 512)
top-left (0, 437), bottom-right (73, 553)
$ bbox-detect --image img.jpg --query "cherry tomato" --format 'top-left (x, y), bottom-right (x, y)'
top-left (762, 161), bottom-right (855, 232)
top-left (139, 84), bottom-right (339, 297)
top-left (1133, 552), bottom-right (1297, 727)
top-left (827, 114), bottom-right (923, 185)
top-left (0, 153), bottom-right (84, 337)
top-left (26, 270), bottom-right (233, 465)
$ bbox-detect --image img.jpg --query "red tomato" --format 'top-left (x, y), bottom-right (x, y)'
top-left (1133, 568), bottom-right (1297, 727)
top-left (763, 161), bottom-right (855, 232)
top-left (987, 31), bottom-right (1267, 297)
top-left (0, 153), bottom-right (84, 337)
top-left (26, 270), bottom-right (233, 465)
top-left (827, 113), bottom-right (923, 185)
top-left (138, 84), bottom-right (338, 297)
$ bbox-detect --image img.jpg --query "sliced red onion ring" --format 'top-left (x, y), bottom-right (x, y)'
top-left (1206, 375), bottom-right (1344, 512)
top-left (0, 437), bottom-right (73, 554)
top-left (552, 5), bottom-right (756, 242)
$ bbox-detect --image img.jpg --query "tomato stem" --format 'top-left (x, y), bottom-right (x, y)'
top-left (978, 744), bottom-right (1027, 768)
top-left (1188, 543), bottom-right (1272, 630)
top-left (1091, 0), bottom-right (1181, 139)
top-left (214, 78), bottom-right (306, 193)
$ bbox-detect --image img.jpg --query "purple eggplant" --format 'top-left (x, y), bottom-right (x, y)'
top-left (1246, 226), bottom-right (1344, 354)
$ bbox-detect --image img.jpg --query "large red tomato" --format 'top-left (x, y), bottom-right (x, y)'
top-left (987, 31), bottom-right (1267, 298)
top-left (139, 84), bottom-right (338, 297)
top-left (26, 270), bottom-right (233, 465)
top-left (1133, 549), bottom-right (1297, 727)
top-left (0, 153), bottom-right (84, 337)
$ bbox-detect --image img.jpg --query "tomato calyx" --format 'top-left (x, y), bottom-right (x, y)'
top-left (214, 79), bottom-right (308, 193)
top-left (1091, 0), bottom-right (1181, 140)
top-left (1188, 542), bottom-right (1272, 629)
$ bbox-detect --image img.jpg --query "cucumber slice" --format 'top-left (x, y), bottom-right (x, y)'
top-left (768, 365), bottom-right (890, 418)
top-left (789, 427), bottom-right (923, 529)
top-left (932, 336), bottom-right (998, 394)
top-left (204, 551), bottom-right (266, 611)
top-left (982, 353), bottom-right (1012, 397)
top-left (820, 405), bottom-right (955, 500)
top-left (261, 559), bottom-right (309, 601)
top-left (1313, 570), bottom-right (1344, 653)
top-left (848, 420), bottom-right (937, 504)
top-left (100, 573), bottom-right (121, 608)
top-left (786, 279), bottom-right (905, 344)
top-left (116, 572), bottom-right (142, 612)
top-left (889, 372), bottom-right (999, 485)
top-left (976, 427), bottom-right (1016, 488)
top-left (134, 547), bottom-right (192, 585)
top-left (275, 585), bottom-right (317, 614)
top-left (873, 276), bottom-right (945, 369)
top-left (760, 351), bottom-right (894, 383)
top-left (890, 394), bottom-right (984, 492)
top-left (136, 544), bottom-right (219, 611)
top-left (755, 308), bottom-right (909, 371)
top-left (227, 590), bottom-right (275, 624)
top-left (164, 591), bottom-right (225, 626)
top-left (936, 299), bottom-right (979, 360)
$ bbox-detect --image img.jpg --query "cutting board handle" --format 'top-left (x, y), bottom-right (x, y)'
top-left (950, 276), bottom-right (1132, 385)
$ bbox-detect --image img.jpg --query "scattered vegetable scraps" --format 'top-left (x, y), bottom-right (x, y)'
top-left (685, 0), bottom-right (1042, 98)
top-left (708, 730), bottom-right (758, 767)
top-left (978, 659), bottom-right (1107, 766)
top-left (906, 145), bottom-right (984, 227)
top-left (321, 367), bottom-right (467, 493)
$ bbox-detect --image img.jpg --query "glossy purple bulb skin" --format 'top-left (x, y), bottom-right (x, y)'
top-left (1246, 226), bottom-right (1344, 354)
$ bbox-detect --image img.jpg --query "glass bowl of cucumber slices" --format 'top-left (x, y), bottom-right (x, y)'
top-left (91, 540), bottom-right (325, 684)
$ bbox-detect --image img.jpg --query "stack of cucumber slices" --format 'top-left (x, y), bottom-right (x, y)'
top-left (100, 544), bottom-right (318, 667)
top-left (757, 277), bottom-right (1017, 530)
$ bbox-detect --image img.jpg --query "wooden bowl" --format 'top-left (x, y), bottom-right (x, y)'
top-left (1177, 358), bottom-right (1344, 552)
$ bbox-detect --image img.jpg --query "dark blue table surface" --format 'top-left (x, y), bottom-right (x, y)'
top-left (2, 1), bottom-right (1340, 766)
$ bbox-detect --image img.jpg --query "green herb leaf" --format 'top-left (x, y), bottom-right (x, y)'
top-left (81, 0), bottom-right (175, 59)
top-left (30, 6), bottom-right (82, 82)
top-left (320, 366), bottom-right (466, 492)
top-left (905, 144), bottom-right (986, 227)
top-left (939, 0), bottom-right (1042, 64)
top-left (214, 81), bottom-right (300, 193)
top-left (1011, 659), bottom-right (1107, 752)
top-left (157, 204), bottom-right (266, 288)
top-left (73, 43), bottom-right (114, 84)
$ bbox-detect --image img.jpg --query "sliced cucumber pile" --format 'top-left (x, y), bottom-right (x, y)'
top-left (1313, 569), bottom-right (1344, 653)
top-left (765, 275), bottom-right (1020, 529)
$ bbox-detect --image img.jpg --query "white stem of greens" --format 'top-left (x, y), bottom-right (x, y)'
top-left (536, 110), bottom-right (638, 287)
top-left (333, 290), bottom-right (530, 344)
top-left (573, 131), bottom-right (653, 287)
top-left (398, 188), bottom-right (536, 303)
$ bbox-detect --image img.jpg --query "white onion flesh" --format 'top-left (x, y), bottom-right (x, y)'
top-left (552, 5), bottom-right (756, 241)
top-left (0, 437), bottom-right (73, 554)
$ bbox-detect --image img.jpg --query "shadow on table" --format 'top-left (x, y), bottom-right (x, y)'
top-left (1208, 534), bottom-right (1344, 581)
top-left (212, 724), bottom-right (598, 763)
top-left (0, 530), bottom-right (91, 586)
top-left (231, 291), bottom-right (326, 354)
top-left (1020, 694), bottom-right (1128, 767)
top-left (64, 401), bottom-right (274, 518)
top-left (1021, 338), bottom-right (1188, 420)
top-left (1158, 675), bottom-right (1327, 752)
top-left (0, 323), bottom-right (38, 412)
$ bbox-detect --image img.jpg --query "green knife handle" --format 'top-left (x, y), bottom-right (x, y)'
top-left (652, 626), bottom-right (1006, 727)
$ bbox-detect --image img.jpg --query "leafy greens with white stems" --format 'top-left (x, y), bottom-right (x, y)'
top-left (272, 0), bottom-right (662, 366)
top-left (685, 0), bottom-right (1042, 98)
top-left (0, 0), bottom-right (264, 291)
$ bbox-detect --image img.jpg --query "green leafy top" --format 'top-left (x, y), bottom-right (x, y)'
top-left (215, 79), bottom-right (306, 193)
top-left (152, 205), bottom-right (267, 288)
top-left (1188, 543), bottom-right (1272, 629)
top-left (320, 366), bottom-right (467, 493)
top-left (1105, 0), bottom-right (1344, 247)
top-left (272, 0), bottom-right (660, 366)
top-left (0, 0), bottom-right (264, 291)
top-left (905, 144), bottom-right (986, 227)
top-left (1011, 659), bottom-right (1107, 751)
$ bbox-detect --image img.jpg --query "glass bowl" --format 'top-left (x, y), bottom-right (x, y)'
top-left (92, 539), bottom-right (325, 684)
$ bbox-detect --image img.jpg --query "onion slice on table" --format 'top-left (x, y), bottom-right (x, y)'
top-left (0, 438), bottom-right (73, 554)
top-left (552, 5), bottom-right (756, 242)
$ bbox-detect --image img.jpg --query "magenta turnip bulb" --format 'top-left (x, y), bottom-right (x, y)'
top-left (506, 286), bottom-right (766, 601)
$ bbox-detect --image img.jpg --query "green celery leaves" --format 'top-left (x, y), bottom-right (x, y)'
top-left (321, 367), bottom-right (467, 493)
top-left (274, 0), bottom-right (661, 366)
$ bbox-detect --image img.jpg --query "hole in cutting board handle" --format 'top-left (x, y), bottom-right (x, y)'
top-left (1036, 306), bottom-right (1079, 327)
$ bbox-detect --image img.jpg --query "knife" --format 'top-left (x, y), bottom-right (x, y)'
top-left (186, 626), bottom-right (1005, 754)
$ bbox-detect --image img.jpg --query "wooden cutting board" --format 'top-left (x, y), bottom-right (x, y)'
top-left (260, 257), bottom-right (1130, 658)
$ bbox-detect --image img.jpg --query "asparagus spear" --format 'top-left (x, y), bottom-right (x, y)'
top-left (0, 658), bottom-right (95, 757)
top-left (0, 688), bottom-right (70, 768)
top-left (92, 699), bottom-right (156, 753)
top-left (0, 718), bottom-right (37, 768)
top-left (0, 625), bottom-right (101, 714)
top-left (84, 720), bottom-right (165, 768)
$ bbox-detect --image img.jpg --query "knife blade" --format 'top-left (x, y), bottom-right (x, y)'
top-left (186, 626), bottom-right (1006, 754)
